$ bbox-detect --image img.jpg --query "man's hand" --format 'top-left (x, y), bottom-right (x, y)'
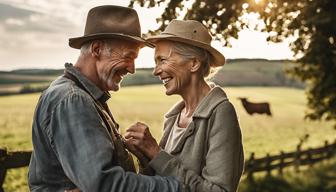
top-left (124, 122), bottom-right (161, 160)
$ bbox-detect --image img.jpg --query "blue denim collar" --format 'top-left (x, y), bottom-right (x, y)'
top-left (64, 63), bottom-right (110, 103)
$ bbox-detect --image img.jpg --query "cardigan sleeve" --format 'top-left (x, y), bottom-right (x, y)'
top-left (149, 101), bottom-right (244, 192)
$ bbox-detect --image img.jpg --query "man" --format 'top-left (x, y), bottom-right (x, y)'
top-left (28, 5), bottom-right (186, 192)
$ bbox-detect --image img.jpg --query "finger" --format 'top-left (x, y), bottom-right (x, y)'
top-left (136, 122), bottom-right (149, 129)
top-left (124, 139), bottom-right (136, 150)
top-left (124, 132), bottom-right (132, 139)
top-left (126, 124), bottom-right (140, 132)
top-left (124, 138), bottom-right (133, 145)
top-left (124, 138), bottom-right (139, 145)
top-left (125, 131), bottom-right (144, 140)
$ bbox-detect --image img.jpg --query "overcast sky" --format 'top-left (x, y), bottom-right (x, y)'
top-left (0, 0), bottom-right (294, 71)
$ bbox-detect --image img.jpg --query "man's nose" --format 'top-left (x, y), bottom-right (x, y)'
top-left (127, 61), bottom-right (135, 74)
top-left (152, 64), bottom-right (162, 76)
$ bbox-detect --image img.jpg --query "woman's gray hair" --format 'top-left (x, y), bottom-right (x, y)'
top-left (170, 42), bottom-right (212, 77)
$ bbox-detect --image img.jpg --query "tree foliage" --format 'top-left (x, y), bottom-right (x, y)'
top-left (130, 0), bottom-right (336, 126)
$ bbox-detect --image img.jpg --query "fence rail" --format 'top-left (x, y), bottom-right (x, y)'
top-left (0, 149), bottom-right (32, 192)
top-left (244, 140), bottom-right (336, 177)
top-left (1, 139), bottom-right (336, 190)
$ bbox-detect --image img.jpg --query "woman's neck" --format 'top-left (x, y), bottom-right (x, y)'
top-left (180, 79), bottom-right (211, 117)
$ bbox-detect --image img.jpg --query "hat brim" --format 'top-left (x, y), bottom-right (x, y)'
top-left (147, 34), bottom-right (225, 67)
top-left (69, 33), bottom-right (154, 49)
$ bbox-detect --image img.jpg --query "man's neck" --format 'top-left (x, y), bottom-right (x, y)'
top-left (74, 55), bottom-right (103, 91)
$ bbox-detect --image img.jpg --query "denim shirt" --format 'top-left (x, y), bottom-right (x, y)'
top-left (28, 63), bottom-right (183, 192)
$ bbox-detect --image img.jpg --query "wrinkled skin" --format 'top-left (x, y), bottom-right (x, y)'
top-left (152, 41), bottom-right (193, 96)
top-left (67, 39), bottom-right (141, 192)
top-left (124, 40), bottom-right (204, 160)
top-left (95, 40), bottom-right (140, 92)
top-left (125, 122), bottom-right (161, 160)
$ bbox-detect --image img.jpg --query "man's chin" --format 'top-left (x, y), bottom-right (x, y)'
top-left (109, 83), bottom-right (120, 92)
top-left (111, 87), bottom-right (120, 92)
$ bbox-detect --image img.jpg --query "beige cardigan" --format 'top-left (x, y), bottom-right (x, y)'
top-left (149, 87), bottom-right (244, 192)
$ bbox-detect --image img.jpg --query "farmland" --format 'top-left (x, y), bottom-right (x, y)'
top-left (0, 85), bottom-right (334, 191)
top-left (0, 59), bottom-right (302, 96)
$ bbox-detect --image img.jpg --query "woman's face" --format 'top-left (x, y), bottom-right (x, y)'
top-left (153, 41), bottom-right (193, 96)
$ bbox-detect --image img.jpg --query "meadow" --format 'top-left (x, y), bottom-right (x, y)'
top-left (0, 59), bottom-right (302, 96)
top-left (0, 85), bottom-right (335, 191)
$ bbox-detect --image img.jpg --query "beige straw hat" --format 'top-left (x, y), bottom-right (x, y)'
top-left (147, 19), bottom-right (225, 67)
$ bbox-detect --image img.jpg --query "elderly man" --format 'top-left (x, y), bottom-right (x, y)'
top-left (28, 5), bottom-right (185, 192)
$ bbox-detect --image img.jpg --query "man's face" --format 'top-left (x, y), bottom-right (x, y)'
top-left (96, 40), bottom-right (140, 91)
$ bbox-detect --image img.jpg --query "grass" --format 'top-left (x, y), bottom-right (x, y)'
top-left (0, 85), bottom-right (335, 191)
top-left (239, 158), bottom-right (336, 192)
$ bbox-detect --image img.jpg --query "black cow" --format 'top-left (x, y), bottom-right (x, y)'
top-left (238, 97), bottom-right (272, 116)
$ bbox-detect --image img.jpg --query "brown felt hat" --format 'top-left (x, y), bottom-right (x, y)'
top-left (69, 5), bottom-right (153, 49)
top-left (147, 19), bottom-right (225, 67)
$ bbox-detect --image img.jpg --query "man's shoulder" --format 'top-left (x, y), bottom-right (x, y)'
top-left (41, 76), bottom-right (92, 107)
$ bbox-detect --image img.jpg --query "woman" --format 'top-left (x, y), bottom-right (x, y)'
top-left (125, 20), bottom-right (244, 192)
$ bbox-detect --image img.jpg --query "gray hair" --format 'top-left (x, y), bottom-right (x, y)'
top-left (170, 42), bottom-right (211, 77)
top-left (80, 41), bottom-right (92, 54)
top-left (80, 39), bottom-right (116, 55)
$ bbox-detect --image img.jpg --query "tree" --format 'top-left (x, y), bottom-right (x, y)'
top-left (130, 0), bottom-right (336, 127)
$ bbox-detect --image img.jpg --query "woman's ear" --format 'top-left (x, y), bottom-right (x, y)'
top-left (190, 58), bottom-right (201, 73)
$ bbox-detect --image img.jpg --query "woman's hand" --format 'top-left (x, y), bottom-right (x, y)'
top-left (124, 122), bottom-right (161, 160)
top-left (123, 137), bottom-right (150, 167)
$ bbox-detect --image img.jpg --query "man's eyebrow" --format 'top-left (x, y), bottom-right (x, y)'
top-left (125, 51), bottom-right (138, 58)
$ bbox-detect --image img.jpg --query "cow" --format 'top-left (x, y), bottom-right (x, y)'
top-left (238, 97), bottom-right (272, 116)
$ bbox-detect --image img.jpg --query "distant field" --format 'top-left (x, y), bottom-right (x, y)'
top-left (212, 59), bottom-right (302, 87)
top-left (0, 85), bottom-right (334, 191)
top-left (0, 59), bottom-right (303, 95)
top-left (0, 72), bottom-right (57, 84)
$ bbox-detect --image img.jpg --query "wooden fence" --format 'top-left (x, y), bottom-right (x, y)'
top-left (1, 139), bottom-right (336, 190)
top-left (0, 148), bottom-right (32, 192)
top-left (244, 139), bottom-right (336, 178)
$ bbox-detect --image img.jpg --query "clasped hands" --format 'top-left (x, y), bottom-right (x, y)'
top-left (124, 122), bottom-right (161, 165)
top-left (64, 122), bottom-right (160, 192)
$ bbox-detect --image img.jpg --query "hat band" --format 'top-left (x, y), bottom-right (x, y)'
top-left (160, 32), bottom-right (179, 37)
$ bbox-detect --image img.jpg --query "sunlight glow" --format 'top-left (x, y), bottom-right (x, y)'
top-left (255, 0), bottom-right (262, 4)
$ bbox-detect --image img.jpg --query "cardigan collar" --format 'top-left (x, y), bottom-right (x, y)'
top-left (164, 86), bottom-right (228, 119)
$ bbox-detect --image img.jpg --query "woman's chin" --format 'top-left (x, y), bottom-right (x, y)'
top-left (165, 89), bottom-right (176, 96)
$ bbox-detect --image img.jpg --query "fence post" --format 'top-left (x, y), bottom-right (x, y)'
top-left (0, 148), bottom-right (7, 192)
top-left (266, 153), bottom-right (271, 175)
top-left (307, 148), bottom-right (313, 167)
top-left (324, 140), bottom-right (330, 159)
top-left (278, 151), bottom-right (285, 175)
top-left (295, 144), bottom-right (301, 172)
top-left (333, 139), bottom-right (336, 156)
top-left (246, 153), bottom-right (255, 183)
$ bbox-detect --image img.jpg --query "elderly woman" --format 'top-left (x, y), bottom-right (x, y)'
top-left (125, 20), bottom-right (244, 192)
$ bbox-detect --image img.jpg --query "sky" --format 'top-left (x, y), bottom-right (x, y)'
top-left (0, 0), bottom-right (294, 71)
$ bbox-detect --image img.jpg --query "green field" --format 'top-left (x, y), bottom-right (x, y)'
top-left (0, 59), bottom-right (303, 96)
top-left (0, 85), bottom-right (334, 191)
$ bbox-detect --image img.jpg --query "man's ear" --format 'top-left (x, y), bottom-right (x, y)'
top-left (91, 41), bottom-right (103, 58)
top-left (190, 58), bottom-right (201, 73)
